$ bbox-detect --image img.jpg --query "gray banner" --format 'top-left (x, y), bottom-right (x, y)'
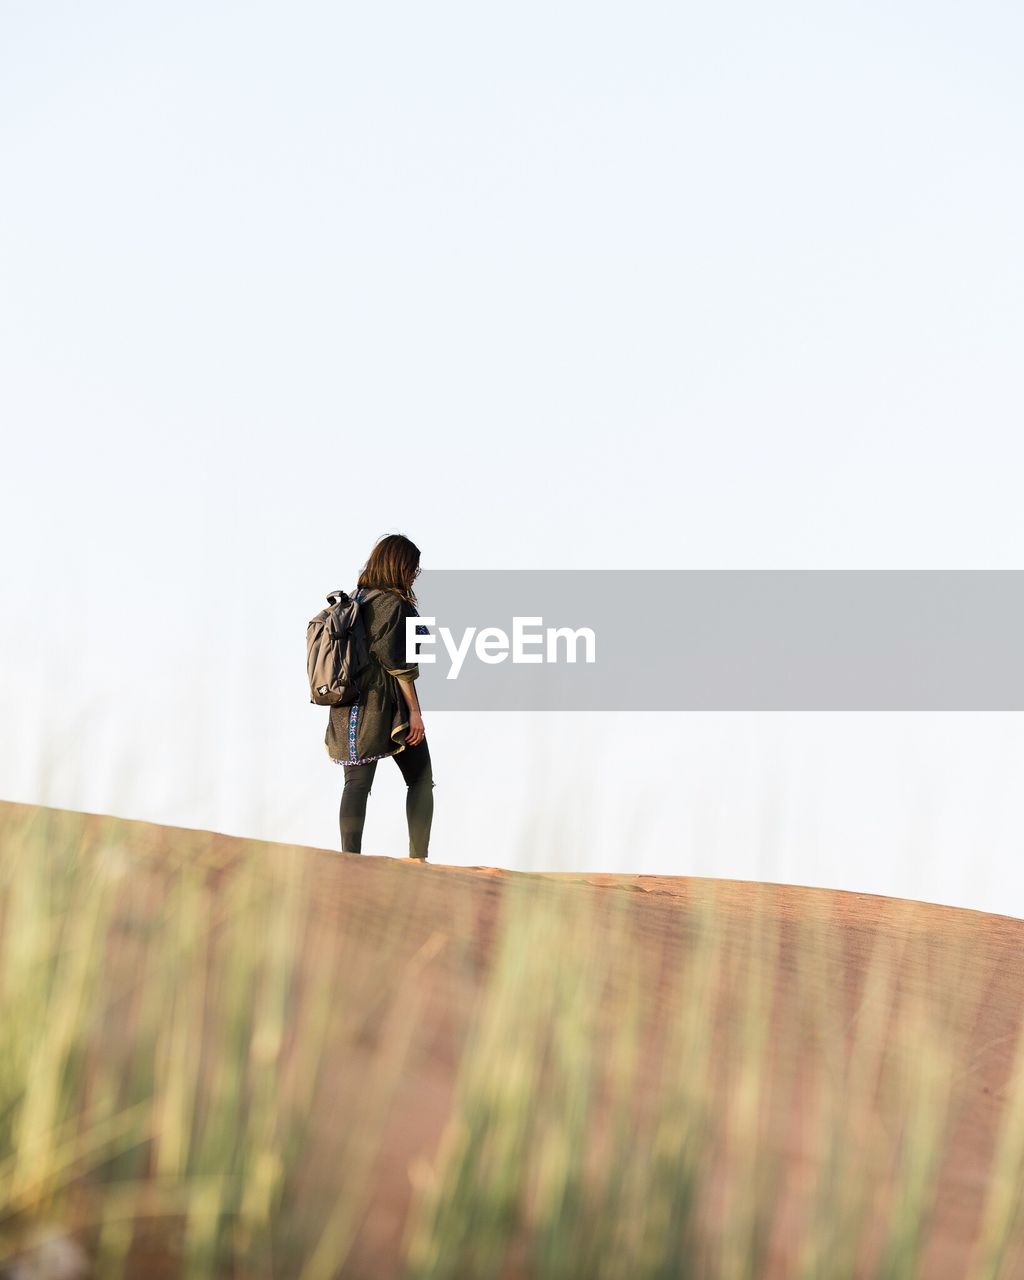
top-left (409, 570), bottom-right (1024, 710)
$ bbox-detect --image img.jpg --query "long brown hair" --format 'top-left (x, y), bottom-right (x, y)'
top-left (357, 534), bottom-right (421, 606)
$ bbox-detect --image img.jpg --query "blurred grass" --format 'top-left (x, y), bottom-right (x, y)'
top-left (401, 876), bottom-right (1024, 1280)
top-left (1, 802), bottom-right (1023, 1278)
top-left (0, 804), bottom-right (442, 1277)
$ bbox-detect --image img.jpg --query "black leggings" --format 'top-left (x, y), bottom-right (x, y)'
top-left (339, 740), bottom-right (434, 858)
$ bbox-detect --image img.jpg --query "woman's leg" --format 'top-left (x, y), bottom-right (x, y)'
top-left (393, 741), bottom-right (434, 858)
top-left (339, 760), bottom-right (378, 852)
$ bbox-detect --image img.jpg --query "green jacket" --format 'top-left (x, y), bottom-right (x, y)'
top-left (325, 588), bottom-right (420, 765)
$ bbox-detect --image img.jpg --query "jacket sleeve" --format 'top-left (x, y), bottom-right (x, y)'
top-left (369, 597), bottom-right (420, 682)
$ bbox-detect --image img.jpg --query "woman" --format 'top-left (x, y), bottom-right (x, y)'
top-left (327, 534), bottom-right (434, 860)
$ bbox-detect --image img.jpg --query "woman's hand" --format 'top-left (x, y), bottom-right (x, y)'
top-left (406, 708), bottom-right (425, 746)
top-left (394, 672), bottom-right (425, 746)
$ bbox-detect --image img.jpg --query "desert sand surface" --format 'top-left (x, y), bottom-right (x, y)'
top-left (2, 797), bottom-right (1022, 1279)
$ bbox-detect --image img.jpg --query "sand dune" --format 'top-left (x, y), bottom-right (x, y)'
top-left (2, 798), bottom-right (1022, 1278)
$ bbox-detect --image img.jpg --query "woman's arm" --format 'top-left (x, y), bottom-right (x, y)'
top-left (371, 595), bottom-right (425, 745)
top-left (395, 673), bottom-right (425, 746)
top-left (370, 594), bottom-right (420, 681)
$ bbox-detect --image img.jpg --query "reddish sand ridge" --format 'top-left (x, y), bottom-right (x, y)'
top-left (1, 799), bottom-right (1022, 1278)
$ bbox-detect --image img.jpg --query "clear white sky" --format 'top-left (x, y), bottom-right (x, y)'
top-left (2, 1), bottom-right (1024, 915)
